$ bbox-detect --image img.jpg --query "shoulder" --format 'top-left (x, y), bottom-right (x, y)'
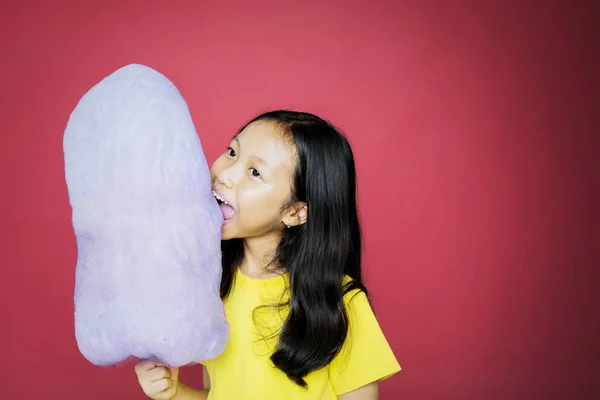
top-left (341, 275), bottom-right (372, 321)
top-left (330, 276), bottom-right (401, 395)
top-left (342, 275), bottom-right (368, 303)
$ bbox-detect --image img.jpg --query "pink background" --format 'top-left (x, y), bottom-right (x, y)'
top-left (1, 1), bottom-right (598, 399)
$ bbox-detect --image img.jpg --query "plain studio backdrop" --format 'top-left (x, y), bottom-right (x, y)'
top-left (0, 1), bottom-right (598, 399)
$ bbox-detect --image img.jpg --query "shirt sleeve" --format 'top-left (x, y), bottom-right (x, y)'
top-left (329, 289), bottom-right (401, 395)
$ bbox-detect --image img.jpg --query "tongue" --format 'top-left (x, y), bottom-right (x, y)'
top-left (219, 203), bottom-right (235, 221)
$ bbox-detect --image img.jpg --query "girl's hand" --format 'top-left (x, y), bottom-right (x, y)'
top-left (135, 360), bottom-right (180, 400)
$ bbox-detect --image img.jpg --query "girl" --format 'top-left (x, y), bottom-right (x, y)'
top-left (135, 110), bottom-right (400, 399)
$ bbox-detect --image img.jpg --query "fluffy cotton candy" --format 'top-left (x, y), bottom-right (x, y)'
top-left (63, 64), bottom-right (228, 367)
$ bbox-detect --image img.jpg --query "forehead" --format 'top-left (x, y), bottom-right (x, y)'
top-left (235, 120), bottom-right (297, 167)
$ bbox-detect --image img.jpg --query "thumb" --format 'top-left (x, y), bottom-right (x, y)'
top-left (170, 367), bottom-right (180, 382)
top-left (136, 359), bottom-right (161, 372)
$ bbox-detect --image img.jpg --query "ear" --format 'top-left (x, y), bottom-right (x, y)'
top-left (283, 202), bottom-right (308, 227)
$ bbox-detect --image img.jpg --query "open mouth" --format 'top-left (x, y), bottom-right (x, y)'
top-left (212, 190), bottom-right (236, 223)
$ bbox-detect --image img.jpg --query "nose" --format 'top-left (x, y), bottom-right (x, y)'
top-left (215, 169), bottom-right (233, 189)
top-left (215, 164), bottom-right (240, 189)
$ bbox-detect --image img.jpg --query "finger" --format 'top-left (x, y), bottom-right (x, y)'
top-left (156, 389), bottom-right (168, 399)
top-left (157, 387), bottom-right (176, 400)
top-left (149, 367), bottom-right (170, 382)
top-left (159, 381), bottom-right (179, 400)
top-left (153, 378), bottom-right (171, 392)
top-left (135, 359), bottom-right (161, 373)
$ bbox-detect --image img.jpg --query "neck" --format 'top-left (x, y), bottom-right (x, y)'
top-left (241, 232), bottom-right (283, 279)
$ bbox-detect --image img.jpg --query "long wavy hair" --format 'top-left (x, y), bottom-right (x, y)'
top-left (219, 110), bottom-right (367, 387)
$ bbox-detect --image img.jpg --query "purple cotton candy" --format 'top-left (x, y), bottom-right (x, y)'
top-left (63, 64), bottom-right (229, 367)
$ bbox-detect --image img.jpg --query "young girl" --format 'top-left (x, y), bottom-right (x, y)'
top-left (134, 110), bottom-right (400, 399)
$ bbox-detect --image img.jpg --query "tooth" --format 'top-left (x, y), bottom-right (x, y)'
top-left (212, 190), bottom-right (227, 204)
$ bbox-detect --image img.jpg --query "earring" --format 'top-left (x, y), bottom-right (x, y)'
top-left (286, 223), bottom-right (291, 229)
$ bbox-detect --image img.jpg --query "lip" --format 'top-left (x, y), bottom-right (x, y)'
top-left (211, 187), bottom-right (236, 211)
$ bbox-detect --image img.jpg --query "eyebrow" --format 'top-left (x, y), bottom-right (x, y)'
top-left (232, 136), bottom-right (269, 167)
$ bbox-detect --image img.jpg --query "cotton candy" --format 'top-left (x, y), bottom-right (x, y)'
top-left (63, 64), bottom-right (228, 367)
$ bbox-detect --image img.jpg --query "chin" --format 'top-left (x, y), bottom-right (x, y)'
top-left (220, 221), bottom-right (235, 240)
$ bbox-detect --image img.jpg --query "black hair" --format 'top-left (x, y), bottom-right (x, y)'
top-left (219, 110), bottom-right (368, 387)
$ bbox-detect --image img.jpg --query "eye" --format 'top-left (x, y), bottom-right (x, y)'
top-left (226, 147), bottom-right (237, 158)
top-left (249, 168), bottom-right (261, 178)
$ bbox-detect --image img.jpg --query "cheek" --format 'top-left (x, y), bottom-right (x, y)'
top-left (238, 188), bottom-right (286, 222)
top-left (209, 158), bottom-right (223, 180)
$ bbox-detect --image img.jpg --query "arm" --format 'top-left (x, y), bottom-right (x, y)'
top-left (338, 381), bottom-right (378, 400)
top-left (173, 383), bottom-right (209, 400)
top-left (329, 289), bottom-right (399, 398)
top-left (172, 366), bottom-right (211, 400)
top-left (202, 366), bottom-right (211, 390)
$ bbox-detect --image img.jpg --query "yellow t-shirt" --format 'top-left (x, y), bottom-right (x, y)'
top-left (203, 268), bottom-right (400, 399)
